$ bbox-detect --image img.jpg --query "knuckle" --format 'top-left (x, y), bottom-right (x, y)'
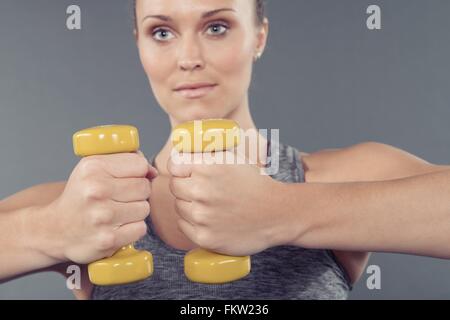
top-left (134, 155), bottom-right (149, 176)
top-left (168, 178), bottom-right (176, 195)
top-left (191, 213), bottom-right (202, 225)
top-left (90, 208), bottom-right (114, 226)
top-left (176, 218), bottom-right (184, 231)
top-left (140, 178), bottom-right (151, 198)
top-left (190, 182), bottom-right (205, 201)
top-left (174, 198), bottom-right (183, 211)
top-left (135, 221), bottom-right (148, 239)
top-left (195, 230), bottom-right (211, 248)
top-left (78, 157), bottom-right (103, 177)
top-left (96, 232), bottom-right (116, 251)
top-left (138, 201), bottom-right (151, 218)
top-left (83, 181), bottom-right (107, 201)
top-left (167, 157), bottom-right (174, 174)
top-left (190, 205), bottom-right (204, 225)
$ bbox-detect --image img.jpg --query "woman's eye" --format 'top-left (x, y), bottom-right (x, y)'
top-left (206, 24), bottom-right (229, 36)
top-left (152, 28), bottom-right (175, 41)
top-left (151, 24), bottom-right (228, 42)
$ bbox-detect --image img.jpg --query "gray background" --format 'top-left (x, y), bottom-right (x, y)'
top-left (0, 0), bottom-right (449, 299)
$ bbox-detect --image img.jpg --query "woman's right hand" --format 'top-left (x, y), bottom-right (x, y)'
top-left (41, 151), bottom-right (158, 265)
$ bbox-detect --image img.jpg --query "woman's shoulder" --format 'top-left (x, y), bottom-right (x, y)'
top-left (298, 141), bottom-right (435, 183)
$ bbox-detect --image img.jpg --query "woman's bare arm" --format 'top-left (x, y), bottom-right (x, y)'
top-left (0, 182), bottom-right (92, 299)
top-left (281, 143), bottom-right (450, 258)
top-left (0, 182), bottom-right (66, 212)
top-left (0, 182), bottom-right (65, 280)
top-left (299, 142), bottom-right (450, 283)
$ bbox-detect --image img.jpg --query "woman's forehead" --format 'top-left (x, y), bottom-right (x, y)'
top-left (136, 0), bottom-right (251, 18)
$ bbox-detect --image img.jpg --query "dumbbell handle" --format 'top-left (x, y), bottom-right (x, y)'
top-left (73, 125), bottom-right (140, 258)
top-left (172, 119), bottom-right (251, 284)
top-left (73, 125), bottom-right (153, 286)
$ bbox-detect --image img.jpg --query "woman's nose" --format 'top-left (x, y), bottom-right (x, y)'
top-left (177, 36), bottom-right (205, 71)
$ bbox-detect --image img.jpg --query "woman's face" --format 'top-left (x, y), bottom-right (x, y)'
top-left (135, 0), bottom-right (268, 125)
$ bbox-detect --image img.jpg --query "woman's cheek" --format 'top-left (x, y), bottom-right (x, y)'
top-left (140, 49), bottom-right (169, 82)
top-left (140, 51), bottom-right (173, 106)
top-left (214, 35), bottom-right (253, 80)
top-left (219, 50), bottom-right (253, 99)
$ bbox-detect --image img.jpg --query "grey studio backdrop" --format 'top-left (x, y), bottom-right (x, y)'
top-left (0, 0), bottom-right (449, 299)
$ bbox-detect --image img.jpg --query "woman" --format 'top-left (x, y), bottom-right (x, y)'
top-left (0, 0), bottom-right (449, 299)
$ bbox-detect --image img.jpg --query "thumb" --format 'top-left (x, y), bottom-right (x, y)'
top-left (147, 163), bottom-right (159, 180)
top-left (136, 150), bottom-right (159, 180)
top-left (167, 153), bottom-right (193, 178)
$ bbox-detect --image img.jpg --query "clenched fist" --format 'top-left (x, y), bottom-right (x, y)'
top-left (167, 150), bottom-right (285, 256)
top-left (43, 152), bottom-right (158, 264)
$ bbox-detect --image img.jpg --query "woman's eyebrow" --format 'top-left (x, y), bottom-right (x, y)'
top-left (142, 8), bottom-right (236, 23)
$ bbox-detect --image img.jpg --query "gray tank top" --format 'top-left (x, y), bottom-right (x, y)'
top-left (91, 140), bottom-right (352, 299)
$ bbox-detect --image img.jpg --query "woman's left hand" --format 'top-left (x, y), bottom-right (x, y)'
top-left (167, 150), bottom-right (286, 256)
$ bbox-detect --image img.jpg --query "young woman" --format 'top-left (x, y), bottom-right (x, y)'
top-left (0, 0), bottom-right (449, 299)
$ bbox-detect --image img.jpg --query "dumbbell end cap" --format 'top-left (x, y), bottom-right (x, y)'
top-left (73, 125), bottom-right (140, 157)
top-left (184, 248), bottom-right (250, 284)
top-left (88, 250), bottom-right (153, 286)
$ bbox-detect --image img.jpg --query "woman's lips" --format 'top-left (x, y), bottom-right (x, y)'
top-left (174, 84), bottom-right (217, 99)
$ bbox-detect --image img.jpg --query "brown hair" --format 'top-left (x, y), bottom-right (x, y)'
top-left (133, 0), bottom-right (266, 28)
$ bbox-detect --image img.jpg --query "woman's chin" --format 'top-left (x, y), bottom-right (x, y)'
top-left (175, 105), bottom-right (228, 121)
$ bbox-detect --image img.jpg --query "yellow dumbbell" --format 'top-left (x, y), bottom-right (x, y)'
top-left (73, 125), bottom-right (153, 286)
top-left (171, 119), bottom-right (251, 284)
